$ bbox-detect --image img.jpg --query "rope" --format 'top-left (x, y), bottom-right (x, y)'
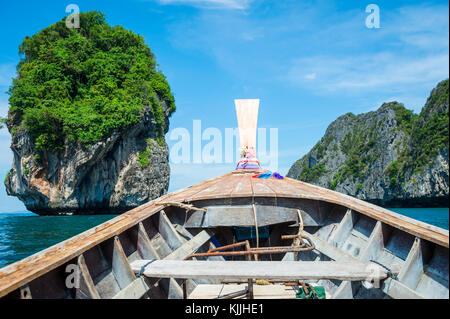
top-left (252, 203), bottom-right (259, 248)
top-left (268, 231), bottom-right (273, 261)
top-left (297, 210), bottom-right (304, 240)
top-left (136, 259), bottom-right (156, 278)
top-left (294, 210), bottom-right (303, 261)
top-left (157, 201), bottom-right (207, 213)
top-left (369, 260), bottom-right (399, 281)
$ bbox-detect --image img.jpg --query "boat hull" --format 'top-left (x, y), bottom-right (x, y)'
top-left (0, 171), bottom-right (448, 299)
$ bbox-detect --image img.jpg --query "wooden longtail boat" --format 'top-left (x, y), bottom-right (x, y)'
top-left (0, 100), bottom-right (448, 299)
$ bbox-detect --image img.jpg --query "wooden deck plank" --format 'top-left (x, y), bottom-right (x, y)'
top-left (161, 172), bottom-right (232, 203)
top-left (130, 260), bottom-right (399, 281)
top-left (190, 174), bottom-right (239, 200)
top-left (230, 174), bottom-right (254, 197)
top-left (164, 230), bottom-right (212, 261)
top-left (251, 177), bottom-right (276, 197)
top-left (188, 284), bottom-right (298, 299)
top-left (261, 177), bottom-right (304, 198)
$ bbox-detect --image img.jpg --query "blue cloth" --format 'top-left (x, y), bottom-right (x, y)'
top-left (273, 172), bottom-right (284, 179)
top-left (257, 170), bottom-right (272, 179)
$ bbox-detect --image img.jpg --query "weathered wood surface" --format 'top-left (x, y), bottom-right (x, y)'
top-left (283, 177), bottom-right (449, 248)
top-left (328, 209), bottom-right (354, 248)
top-left (333, 221), bottom-right (384, 298)
top-left (162, 172), bottom-right (232, 203)
top-left (184, 206), bottom-right (310, 228)
top-left (189, 284), bottom-right (298, 299)
top-left (189, 174), bottom-right (238, 200)
top-left (113, 278), bottom-right (149, 299)
top-left (165, 230), bottom-right (212, 260)
top-left (130, 260), bottom-right (400, 281)
top-left (137, 222), bottom-right (160, 260)
top-left (231, 174), bottom-right (254, 197)
top-left (0, 172), bottom-right (221, 297)
top-left (0, 169), bottom-right (447, 298)
top-left (159, 170), bottom-right (448, 247)
top-left (0, 200), bottom-right (164, 297)
top-left (304, 231), bottom-right (426, 299)
top-left (76, 254), bottom-right (100, 299)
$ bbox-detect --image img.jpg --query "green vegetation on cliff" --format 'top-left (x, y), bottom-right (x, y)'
top-left (297, 162), bottom-right (327, 183)
top-left (405, 80), bottom-right (449, 173)
top-left (287, 79), bottom-right (449, 206)
top-left (7, 11), bottom-right (175, 151)
top-left (138, 148), bottom-right (152, 168)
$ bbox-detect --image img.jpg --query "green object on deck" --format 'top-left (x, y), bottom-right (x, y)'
top-left (296, 285), bottom-right (326, 299)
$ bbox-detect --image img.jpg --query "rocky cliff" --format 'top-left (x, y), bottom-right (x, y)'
top-left (287, 79), bottom-right (449, 207)
top-left (4, 11), bottom-right (175, 215)
top-left (5, 106), bottom-right (171, 215)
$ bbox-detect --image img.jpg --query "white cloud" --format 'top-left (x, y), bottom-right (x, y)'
top-left (304, 72), bottom-right (316, 80)
top-left (154, 0), bottom-right (252, 9)
top-left (287, 53), bottom-right (449, 94)
top-left (283, 3), bottom-right (449, 96)
top-left (392, 5), bottom-right (449, 34)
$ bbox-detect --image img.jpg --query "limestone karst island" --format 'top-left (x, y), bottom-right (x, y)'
top-left (4, 12), bottom-right (175, 215)
top-left (0, 2), bottom-right (448, 303)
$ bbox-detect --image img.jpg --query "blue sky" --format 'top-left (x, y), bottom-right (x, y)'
top-left (0, 0), bottom-right (448, 212)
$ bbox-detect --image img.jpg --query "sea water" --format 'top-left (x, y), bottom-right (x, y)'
top-left (0, 208), bottom-right (448, 268)
top-left (0, 212), bottom-right (116, 268)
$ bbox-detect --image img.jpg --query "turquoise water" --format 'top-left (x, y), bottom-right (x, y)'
top-left (0, 212), bottom-right (116, 268)
top-left (387, 207), bottom-right (449, 230)
top-left (0, 208), bottom-right (448, 269)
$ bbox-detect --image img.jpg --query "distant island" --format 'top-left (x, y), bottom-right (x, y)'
top-left (288, 79), bottom-right (449, 208)
top-left (3, 11), bottom-right (176, 215)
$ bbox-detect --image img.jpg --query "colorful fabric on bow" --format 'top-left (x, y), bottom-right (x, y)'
top-left (252, 171), bottom-right (284, 179)
top-left (236, 159), bottom-right (261, 170)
